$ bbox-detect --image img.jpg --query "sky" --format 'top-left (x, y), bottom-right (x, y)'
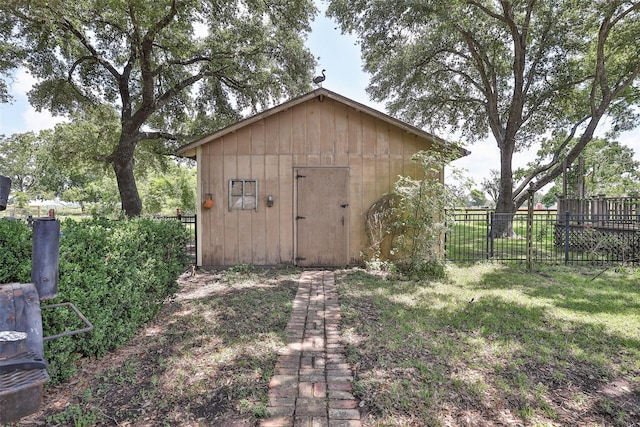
top-left (1, 3), bottom-right (639, 191)
top-left (304, 5), bottom-right (640, 189)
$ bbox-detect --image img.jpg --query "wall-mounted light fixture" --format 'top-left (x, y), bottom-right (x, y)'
top-left (203, 194), bottom-right (213, 209)
top-left (267, 195), bottom-right (274, 208)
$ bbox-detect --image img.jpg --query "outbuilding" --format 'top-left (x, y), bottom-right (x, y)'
top-left (177, 88), bottom-right (467, 268)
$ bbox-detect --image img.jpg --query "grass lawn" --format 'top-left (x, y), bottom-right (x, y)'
top-left (20, 263), bottom-right (639, 426)
top-left (337, 264), bottom-right (640, 426)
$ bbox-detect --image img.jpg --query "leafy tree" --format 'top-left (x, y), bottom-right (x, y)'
top-left (328, 0), bottom-right (640, 236)
top-left (35, 108), bottom-right (119, 200)
top-left (1, 0), bottom-right (316, 216)
top-left (481, 169), bottom-right (500, 206)
top-left (140, 162), bottom-right (196, 214)
top-left (539, 191), bottom-right (557, 209)
top-left (0, 132), bottom-right (42, 204)
top-left (469, 188), bottom-right (488, 207)
top-left (539, 137), bottom-right (640, 201)
top-left (1, 115), bottom-right (196, 214)
top-left (0, 20), bottom-right (20, 103)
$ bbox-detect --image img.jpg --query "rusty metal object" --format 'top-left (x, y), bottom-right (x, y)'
top-left (42, 302), bottom-right (94, 341)
top-left (0, 173), bottom-right (53, 423)
top-left (0, 356), bottom-right (48, 372)
top-left (0, 351), bottom-right (49, 424)
top-left (0, 178), bottom-right (93, 422)
top-left (0, 283), bottom-right (44, 359)
top-left (0, 175), bottom-right (10, 210)
top-left (0, 284), bottom-right (49, 423)
top-left (31, 218), bottom-right (60, 300)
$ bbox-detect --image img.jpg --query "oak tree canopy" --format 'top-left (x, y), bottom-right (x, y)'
top-left (1, 0), bottom-right (317, 216)
top-left (328, 0), bottom-right (640, 235)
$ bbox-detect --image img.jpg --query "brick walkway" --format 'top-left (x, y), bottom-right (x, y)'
top-left (260, 271), bottom-right (361, 427)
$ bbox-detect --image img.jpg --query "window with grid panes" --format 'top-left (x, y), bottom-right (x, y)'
top-left (228, 179), bottom-right (258, 211)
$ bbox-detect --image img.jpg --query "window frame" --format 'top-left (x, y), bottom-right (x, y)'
top-left (228, 179), bottom-right (259, 211)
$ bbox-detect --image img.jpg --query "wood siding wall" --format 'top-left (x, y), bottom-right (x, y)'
top-left (197, 96), bottom-right (435, 267)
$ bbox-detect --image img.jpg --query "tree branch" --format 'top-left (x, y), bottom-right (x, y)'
top-left (152, 54), bottom-right (234, 77)
top-left (120, 47), bottom-right (137, 122)
top-left (442, 66), bottom-right (486, 94)
top-left (141, 0), bottom-right (178, 47)
top-left (521, 75), bottom-right (593, 125)
top-left (466, 0), bottom-right (508, 23)
top-left (127, 0), bottom-right (179, 130)
top-left (154, 66), bottom-right (212, 109)
top-left (500, 0), bottom-right (530, 138)
top-left (59, 18), bottom-right (122, 81)
top-left (67, 56), bottom-right (97, 82)
top-left (132, 131), bottom-right (177, 144)
top-left (608, 1), bottom-right (640, 27)
top-left (522, 6), bottom-right (553, 99)
top-left (513, 114), bottom-right (590, 197)
top-left (458, 29), bottom-right (503, 140)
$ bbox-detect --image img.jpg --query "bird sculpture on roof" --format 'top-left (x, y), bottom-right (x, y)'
top-left (313, 69), bottom-right (326, 87)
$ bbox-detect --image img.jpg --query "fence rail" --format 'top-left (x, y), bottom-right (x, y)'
top-left (445, 209), bottom-right (639, 266)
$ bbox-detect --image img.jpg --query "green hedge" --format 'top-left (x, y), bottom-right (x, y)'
top-left (0, 219), bottom-right (32, 282)
top-left (0, 217), bottom-right (189, 383)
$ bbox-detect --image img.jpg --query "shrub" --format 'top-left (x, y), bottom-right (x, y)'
top-left (363, 151), bottom-right (460, 279)
top-left (0, 219), bottom-right (31, 283)
top-left (0, 218), bottom-right (189, 383)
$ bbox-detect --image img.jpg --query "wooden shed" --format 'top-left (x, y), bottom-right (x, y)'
top-left (177, 88), bottom-right (466, 268)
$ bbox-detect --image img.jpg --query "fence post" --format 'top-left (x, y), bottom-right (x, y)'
top-left (564, 210), bottom-right (570, 265)
top-left (527, 189), bottom-right (534, 271)
top-left (485, 210), bottom-right (490, 260)
top-left (489, 211), bottom-right (495, 259)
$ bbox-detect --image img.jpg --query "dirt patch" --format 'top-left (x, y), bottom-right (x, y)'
top-left (15, 267), bottom-right (300, 426)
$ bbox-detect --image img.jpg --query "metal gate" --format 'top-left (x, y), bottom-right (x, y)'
top-left (157, 213), bottom-right (197, 264)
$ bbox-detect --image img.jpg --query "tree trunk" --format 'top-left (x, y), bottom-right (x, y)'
top-left (493, 142), bottom-right (517, 237)
top-left (111, 137), bottom-right (142, 217)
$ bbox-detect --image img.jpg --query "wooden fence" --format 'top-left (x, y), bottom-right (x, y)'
top-left (557, 196), bottom-right (639, 224)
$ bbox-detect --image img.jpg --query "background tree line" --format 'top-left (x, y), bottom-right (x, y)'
top-left (0, 121), bottom-right (196, 216)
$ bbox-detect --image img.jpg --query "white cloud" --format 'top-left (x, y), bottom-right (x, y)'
top-left (618, 127), bottom-right (640, 162)
top-left (13, 69), bottom-right (37, 95)
top-left (22, 107), bottom-right (66, 133)
top-left (13, 69), bottom-right (67, 133)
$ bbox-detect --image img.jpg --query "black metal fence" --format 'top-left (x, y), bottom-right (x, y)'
top-left (445, 209), bottom-right (640, 266)
top-left (157, 214), bottom-right (197, 263)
